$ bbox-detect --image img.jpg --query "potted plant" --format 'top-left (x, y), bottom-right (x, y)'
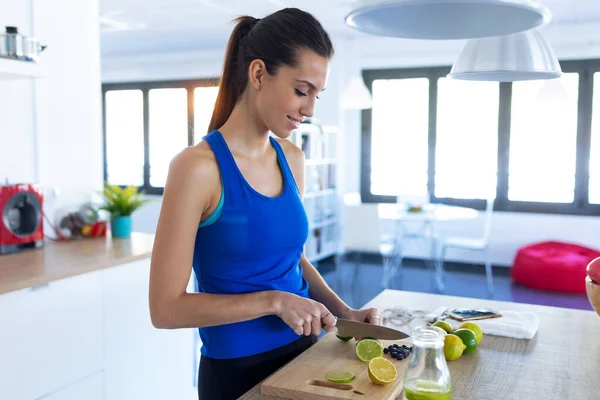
top-left (99, 182), bottom-right (150, 238)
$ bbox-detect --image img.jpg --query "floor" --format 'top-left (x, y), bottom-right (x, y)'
top-left (317, 255), bottom-right (593, 312)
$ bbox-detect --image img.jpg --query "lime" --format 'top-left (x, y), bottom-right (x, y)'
top-left (453, 328), bottom-right (477, 354)
top-left (326, 371), bottom-right (356, 383)
top-left (355, 338), bottom-right (383, 362)
top-left (443, 334), bottom-right (466, 361)
top-left (433, 321), bottom-right (454, 334)
top-left (458, 322), bottom-right (483, 344)
top-left (368, 357), bottom-right (397, 385)
top-left (336, 334), bottom-right (353, 342)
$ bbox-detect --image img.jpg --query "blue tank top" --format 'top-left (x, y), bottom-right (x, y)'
top-left (192, 130), bottom-right (310, 359)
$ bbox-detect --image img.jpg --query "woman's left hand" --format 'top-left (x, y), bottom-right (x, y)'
top-left (343, 307), bottom-right (383, 326)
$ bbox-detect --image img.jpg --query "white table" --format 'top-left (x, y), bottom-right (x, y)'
top-left (377, 203), bottom-right (480, 287)
top-left (377, 203), bottom-right (479, 223)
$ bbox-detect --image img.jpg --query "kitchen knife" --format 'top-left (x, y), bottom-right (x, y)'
top-left (335, 318), bottom-right (410, 340)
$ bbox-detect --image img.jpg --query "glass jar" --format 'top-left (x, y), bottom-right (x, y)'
top-left (403, 326), bottom-right (452, 400)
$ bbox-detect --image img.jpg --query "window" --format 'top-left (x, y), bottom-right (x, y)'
top-left (102, 79), bottom-right (218, 194)
top-left (508, 73), bottom-right (579, 203)
top-left (435, 78), bottom-right (499, 200)
top-left (194, 86), bottom-right (219, 143)
top-left (149, 88), bottom-right (188, 187)
top-left (362, 61), bottom-right (599, 215)
top-left (104, 90), bottom-right (144, 186)
top-left (369, 78), bottom-right (429, 197)
top-left (590, 72), bottom-right (600, 204)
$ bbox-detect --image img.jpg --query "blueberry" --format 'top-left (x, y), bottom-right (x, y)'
top-left (390, 352), bottom-right (398, 358)
top-left (383, 348), bottom-right (389, 354)
top-left (401, 345), bottom-right (408, 349)
top-left (396, 354), bottom-right (404, 360)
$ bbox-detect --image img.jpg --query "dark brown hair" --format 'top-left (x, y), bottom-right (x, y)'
top-left (207, 8), bottom-right (334, 132)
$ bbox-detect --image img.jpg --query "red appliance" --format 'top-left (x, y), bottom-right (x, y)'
top-left (0, 184), bottom-right (44, 255)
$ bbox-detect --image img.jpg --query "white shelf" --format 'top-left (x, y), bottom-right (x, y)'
top-left (308, 247), bottom-right (338, 264)
top-left (298, 120), bottom-right (342, 264)
top-left (0, 58), bottom-right (45, 79)
top-left (304, 188), bottom-right (336, 199)
top-left (310, 217), bottom-right (337, 230)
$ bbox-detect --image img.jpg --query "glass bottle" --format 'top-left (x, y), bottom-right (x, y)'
top-left (403, 326), bottom-right (452, 400)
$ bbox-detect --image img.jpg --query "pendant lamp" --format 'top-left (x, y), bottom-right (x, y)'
top-left (341, 76), bottom-right (373, 110)
top-left (344, 0), bottom-right (551, 40)
top-left (447, 29), bottom-right (562, 82)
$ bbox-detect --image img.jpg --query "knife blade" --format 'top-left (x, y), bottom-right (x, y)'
top-left (335, 318), bottom-right (410, 340)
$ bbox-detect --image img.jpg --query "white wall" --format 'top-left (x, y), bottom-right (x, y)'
top-left (1, 0), bottom-right (103, 226)
top-left (33, 0), bottom-right (103, 191)
top-left (104, 21), bottom-right (600, 266)
top-left (0, 0), bottom-right (36, 183)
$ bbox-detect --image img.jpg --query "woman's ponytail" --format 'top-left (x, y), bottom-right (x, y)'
top-left (207, 16), bottom-right (258, 132)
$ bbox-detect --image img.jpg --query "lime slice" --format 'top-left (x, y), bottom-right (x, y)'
top-left (326, 371), bottom-right (356, 383)
top-left (355, 338), bottom-right (383, 362)
top-left (336, 334), bottom-right (353, 342)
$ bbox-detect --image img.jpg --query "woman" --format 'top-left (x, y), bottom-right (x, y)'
top-left (149, 7), bottom-right (382, 400)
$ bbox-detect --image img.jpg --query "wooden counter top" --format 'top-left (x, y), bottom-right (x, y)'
top-left (0, 232), bottom-right (154, 295)
top-left (241, 289), bottom-right (600, 400)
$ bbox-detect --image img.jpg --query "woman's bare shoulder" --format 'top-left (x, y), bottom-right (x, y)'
top-left (274, 137), bottom-right (305, 165)
top-left (168, 141), bottom-right (219, 186)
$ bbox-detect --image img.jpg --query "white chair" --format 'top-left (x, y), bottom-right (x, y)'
top-left (339, 195), bottom-right (396, 289)
top-left (436, 196), bottom-right (495, 295)
top-left (383, 192), bottom-right (438, 288)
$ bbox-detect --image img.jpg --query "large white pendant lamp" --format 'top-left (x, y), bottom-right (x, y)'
top-left (447, 29), bottom-right (562, 82)
top-left (345, 0), bottom-right (551, 40)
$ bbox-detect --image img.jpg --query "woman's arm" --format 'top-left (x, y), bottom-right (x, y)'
top-left (280, 138), bottom-right (382, 324)
top-left (149, 144), bottom-right (336, 336)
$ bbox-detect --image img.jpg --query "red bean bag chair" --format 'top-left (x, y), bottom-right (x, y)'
top-left (511, 241), bottom-right (600, 293)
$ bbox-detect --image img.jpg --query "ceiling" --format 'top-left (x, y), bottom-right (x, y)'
top-left (99, 0), bottom-right (600, 56)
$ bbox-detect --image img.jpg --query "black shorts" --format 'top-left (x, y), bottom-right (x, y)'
top-left (197, 334), bottom-right (317, 400)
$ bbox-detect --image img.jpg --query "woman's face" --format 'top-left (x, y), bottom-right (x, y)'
top-left (252, 48), bottom-right (330, 139)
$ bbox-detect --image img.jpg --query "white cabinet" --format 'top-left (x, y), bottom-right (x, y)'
top-left (0, 258), bottom-right (197, 400)
top-left (41, 372), bottom-right (104, 400)
top-left (102, 259), bottom-right (198, 400)
top-left (0, 272), bottom-right (103, 400)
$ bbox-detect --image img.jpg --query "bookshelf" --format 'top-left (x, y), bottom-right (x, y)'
top-left (289, 120), bottom-right (342, 265)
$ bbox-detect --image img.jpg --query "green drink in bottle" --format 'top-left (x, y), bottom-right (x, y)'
top-left (402, 326), bottom-right (452, 400)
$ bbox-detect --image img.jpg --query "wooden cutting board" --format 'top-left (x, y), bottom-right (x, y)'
top-left (261, 332), bottom-right (411, 400)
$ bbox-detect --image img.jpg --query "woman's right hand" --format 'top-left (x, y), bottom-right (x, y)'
top-left (273, 292), bottom-right (337, 336)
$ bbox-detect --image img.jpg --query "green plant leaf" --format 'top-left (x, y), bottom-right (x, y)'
top-left (99, 181), bottom-right (152, 218)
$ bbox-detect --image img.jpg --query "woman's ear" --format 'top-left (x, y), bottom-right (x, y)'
top-left (248, 59), bottom-right (266, 91)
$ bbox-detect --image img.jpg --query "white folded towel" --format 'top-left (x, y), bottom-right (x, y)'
top-left (445, 310), bottom-right (540, 340)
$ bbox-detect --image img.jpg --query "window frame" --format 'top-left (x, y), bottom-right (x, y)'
top-left (102, 78), bottom-right (218, 195)
top-left (360, 60), bottom-right (600, 216)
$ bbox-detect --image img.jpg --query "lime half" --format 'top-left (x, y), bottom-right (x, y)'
top-left (326, 371), bottom-right (356, 383)
top-left (355, 338), bottom-right (383, 362)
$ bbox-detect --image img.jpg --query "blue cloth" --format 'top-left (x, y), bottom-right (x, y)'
top-left (192, 130), bottom-right (310, 359)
